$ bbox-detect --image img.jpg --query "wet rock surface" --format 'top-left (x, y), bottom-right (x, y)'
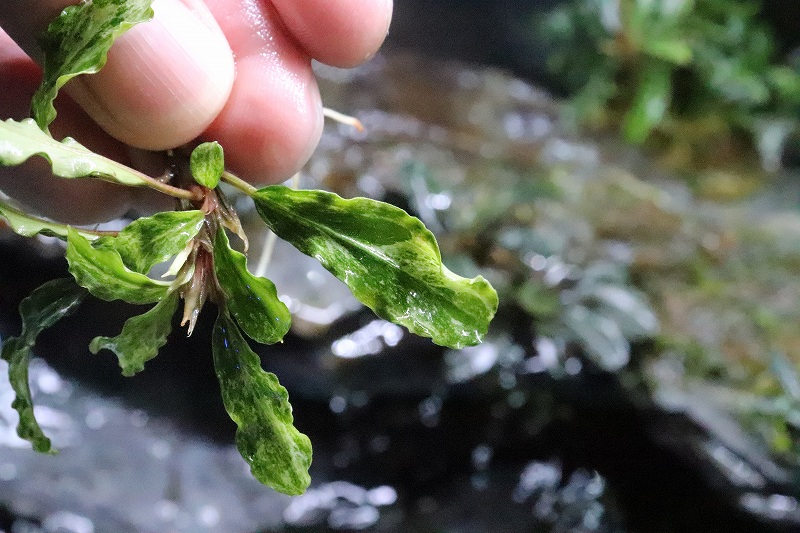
top-left (1, 52), bottom-right (800, 532)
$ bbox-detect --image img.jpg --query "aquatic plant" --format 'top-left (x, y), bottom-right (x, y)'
top-left (0, 0), bottom-right (497, 495)
top-left (542, 0), bottom-right (800, 171)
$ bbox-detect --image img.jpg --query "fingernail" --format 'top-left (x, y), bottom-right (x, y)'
top-left (66, 0), bottom-right (234, 150)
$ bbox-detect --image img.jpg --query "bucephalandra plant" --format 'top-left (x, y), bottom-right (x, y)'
top-left (0, 0), bottom-right (498, 496)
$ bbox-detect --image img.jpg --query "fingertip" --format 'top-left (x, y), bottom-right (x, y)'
top-left (65, 0), bottom-right (234, 150)
top-left (0, 163), bottom-right (133, 224)
top-left (273, 0), bottom-right (393, 68)
top-left (0, 29), bottom-right (132, 223)
top-left (0, 29), bottom-right (42, 120)
top-left (203, 55), bottom-right (323, 184)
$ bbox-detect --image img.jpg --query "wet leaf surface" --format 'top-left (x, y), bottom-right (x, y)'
top-left (0, 119), bottom-right (150, 187)
top-left (32, 0), bottom-right (154, 130)
top-left (66, 228), bottom-right (169, 304)
top-left (212, 310), bottom-right (312, 495)
top-left (90, 290), bottom-right (180, 376)
top-left (252, 186), bottom-right (498, 349)
top-left (94, 210), bottom-right (205, 274)
top-left (190, 142), bottom-right (224, 189)
top-left (212, 228), bottom-right (291, 345)
top-left (0, 199), bottom-right (101, 240)
top-left (0, 278), bottom-right (86, 452)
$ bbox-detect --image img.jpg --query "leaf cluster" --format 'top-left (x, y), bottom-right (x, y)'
top-left (0, 0), bottom-right (497, 495)
top-left (542, 0), bottom-right (800, 169)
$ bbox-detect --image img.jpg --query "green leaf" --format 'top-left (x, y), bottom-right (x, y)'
top-left (94, 210), bottom-right (205, 274)
top-left (190, 142), bottom-right (224, 189)
top-left (1, 279), bottom-right (86, 453)
top-left (708, 62), bottom-right (770, 106)
top-left (768, 66), bottom-right (800, 105)
top-left (0, 199), bottom-right (100, 240)
top-left (252, 186), bottom-right (498, 348)
top-left (90, 290), bottom-right (179, 376)
top-left (212, 311), bottom-right (312, 495)
top-left (32, 0), bottom-right (154, 130)
top-left (623, 64), bottom-right (672, 143)
top-left (642, 39), bottom-right (693, 65)
top-left (66, 228), bottom-right (169, 304)
top-left (212, 227), bottom-right (291, 344)
top-left (0, 118), bottom-right (149, 186)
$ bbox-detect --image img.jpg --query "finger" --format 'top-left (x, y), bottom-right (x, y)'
top-left (271, 0), bottom-right (393, 68)
top-left (0, 29), bottom-right (132, 224)
top-left (2, 0), bottom-right (235, 151)
top-left (68, 0), bottom-right (235, 151)
top-left (0, 159), bottom-right (132, 225)
top-left (201, 0), bottom-right (323, 183)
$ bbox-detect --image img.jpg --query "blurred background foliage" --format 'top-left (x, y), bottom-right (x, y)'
top-left (541, 0), bottom-right (800, 173)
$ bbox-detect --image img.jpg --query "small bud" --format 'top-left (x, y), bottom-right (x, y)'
top-left (190, 141), bottom-right (224, 189)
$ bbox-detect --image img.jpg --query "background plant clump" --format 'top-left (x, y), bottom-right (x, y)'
top-left (542, 0), bottom-right (800, 173)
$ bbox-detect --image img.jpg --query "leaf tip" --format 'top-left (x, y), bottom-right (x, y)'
top-left (88, 337), bottom-right (102, 355)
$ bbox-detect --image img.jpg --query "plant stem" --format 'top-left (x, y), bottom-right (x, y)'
top-left (221, 171), bottom-right (257, 195)
top-left (143, 178), bottom-right (200, 200)
top-left (72, 226), bottom-right (119, 237)
top-left (111, 161), bottom-right (200, 200)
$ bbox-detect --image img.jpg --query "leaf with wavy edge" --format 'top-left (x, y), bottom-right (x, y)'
top-left (0, 118), bottom-right (148, 186)
top-left (94, 210), bottom-right (205, 274)
top-left (1, 279), bottom-right (87, 453)
top-left (66, 228), bottom-right (169, 304)
top-left (32, 0), bottom-right (154, 130)
top-left (252, 186), bottom-right (498, 349)
top-left (90, 290), bottom-right (180, 376)
top-left (212, 310), bottom-right (312, 495)
top-left (212, 227), bottom-right (291, 344)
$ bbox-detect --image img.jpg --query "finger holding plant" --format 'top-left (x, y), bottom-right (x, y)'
top-left (0, 0), bottom-right (497, 496)
top-left (0, 0), bottom-right (393, 221)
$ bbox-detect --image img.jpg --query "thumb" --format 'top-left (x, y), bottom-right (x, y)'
top-left (62, 0), bottom-right (234, 150)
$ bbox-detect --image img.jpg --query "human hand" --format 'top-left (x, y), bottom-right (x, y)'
top-left (0, 0), bottom-right (392, 222)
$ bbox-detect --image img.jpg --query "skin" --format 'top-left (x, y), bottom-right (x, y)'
top-left (0, 0), bottom-right (392, 223)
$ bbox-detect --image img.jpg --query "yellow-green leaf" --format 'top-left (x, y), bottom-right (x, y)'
top-left (212, 228), bottom-right (291, 344)
top-left (90, 291), bottom-right (180, 376)
top-left (212, 311), bottom-right (312, 495)
top-left (0, 199), bottom-right (100, 240)
top-left (32, 0), bottom-right (154, 131)
top-left (252, 186), bottom-right (498, 348)
top-left (190, 142), bottom-right (224, 189)
top-left (1, 279), bottom-right (86, 453)
top-left (66, 228), bottom-right (169, 304)
top-left (94, 210), bottom-right (205, 274)
top-left (0, 118), bottom-right (148, 186)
